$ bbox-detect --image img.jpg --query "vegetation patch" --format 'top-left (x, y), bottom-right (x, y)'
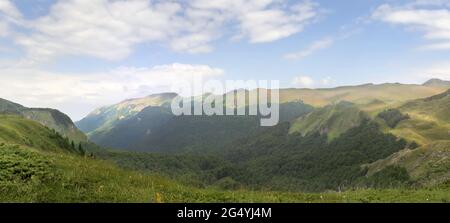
top-left (378, 109), bottom-right (410, 128)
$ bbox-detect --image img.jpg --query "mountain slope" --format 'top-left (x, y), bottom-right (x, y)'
top-left (423, 78), bottom-right (450, 87)
top-left (0, 98), bottom-right (86, 142)
top-left (0, 115), bottom-right (82, 153)
top-left (386, 89), bottom-right (450, 145)
top-left (279, 82), bottom-right (448, 111)
top-left (367, 141), bottom-right (450, 187)
top-left (3, 114), bottom-right (447, 202)
top-left (89, 102), bottom-right (314, 152)
top-left (78, 82), bottom-right (449, 137)
top-left (76, 93), bottom-right (177, 134)
top-left (222, 119), bottom-right (409, 191)
top-left (289, 101), bottom-right (368, 140)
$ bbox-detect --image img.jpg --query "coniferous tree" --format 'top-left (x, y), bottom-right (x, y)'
top-left (78, 143), bottom-right (85, 156)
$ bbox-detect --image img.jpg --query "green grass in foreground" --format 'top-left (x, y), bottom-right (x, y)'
top-left (1, 143), bottom-right (450, 203)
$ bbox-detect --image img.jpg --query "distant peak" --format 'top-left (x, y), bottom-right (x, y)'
top-left (146, 92), bottom-right (178, 98)
top-left (423, 78), bottom-right (450, 86)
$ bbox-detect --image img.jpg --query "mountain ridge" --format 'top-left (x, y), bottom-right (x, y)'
top-left (0, 98), bottom-right (87, 142)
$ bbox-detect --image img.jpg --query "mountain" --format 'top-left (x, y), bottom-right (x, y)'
top-left (278, 82), bottom-right (448, 111)
top-left (383, 89), bottom-right (450, 145)
top-left (221, 119), bottom-right (410, 191)
top-left (76, 82), bottom-right (450, 153)
top-left (367, 141), bottom-right (450, 187)
top-left (361, 88), bottom-right (450, 187)
top-left (0, 98), bottom-right (24, 113)
top-left (76, 93), bottom-right (177, 134)
top-left (3, 114), bottom-right (445, 202)
top-left (0, 115), bottom-right (82, 153)
top-left (87, 102), bottom-right (314, 152)
top-left (78, 82), bottom-right (449, 138)
top-left (2, 85), bottom-right (450, 202)
top-left (423, 78), bottom-right (450, 87)
top-left (289, 101), bottom-right (368, 140)
top-left (0, 98), bottom-right (86, 142)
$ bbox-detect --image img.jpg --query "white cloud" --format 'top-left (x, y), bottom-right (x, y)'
top-left (284, 37), bottom-right (333, 60)
top-left (373, 2), bottom-right (450, 50)
top-left (0, 0), bottom-right (320, 61)
top-left (321, 76), bottom-right (334, 85)
top-left (292, 75), bottom-right (314, 87)
top-left (0, 20), bottom-right (8, 36)
top-left (0, 0), bottom-right (22, 20)
top-left (292, 75), bottom-right (335, 88)
top-left (0, 63), bottom-right (224, 120)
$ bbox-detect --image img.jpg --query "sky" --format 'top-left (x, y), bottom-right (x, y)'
top-left (1, 0), bottom-right (450, 120)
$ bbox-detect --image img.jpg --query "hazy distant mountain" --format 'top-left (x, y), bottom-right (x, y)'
top-left (2, 80), bottom-right (450, 201)
top-left (86, 102), bottom-right (313, 152)
top-left (0, 98), bottom-right (87, 142)
top-left (76, 93), bottom-right (177, 134)
top-left (77, 81), bottom-right (450, 151)
top-left (422, 78), bottom-right (450, 87)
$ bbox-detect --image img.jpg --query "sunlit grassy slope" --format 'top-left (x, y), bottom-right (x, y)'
top-left (289, 101), bottom-right (368, 140)
top-left (1, 115), bottom-right (449, 202)
top-left (2, 142), bottom-right (450, 203)
top-left (367, 141), bottom-right (450, 187)
top-left (77, 82), bottom-right (449, 139)
top-left (385, 89), bottom-right (450, 145)
top-left (76, 93), bottom-right (177, 135)
top-left (279, 83), bottom-right (447, 110)
top-left (0, 115), bottom-right (78, 153)
top-left (0, 98), bottom-right (86, 143)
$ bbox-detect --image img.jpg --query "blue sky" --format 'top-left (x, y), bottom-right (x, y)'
top-left (1, 0), bottom-right (450, 120)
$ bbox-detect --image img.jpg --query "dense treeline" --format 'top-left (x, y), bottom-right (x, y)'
top-left (90, 102), bottom-right (313, 153)
top-left (224, 120), bottom-right (408, 191)
top-left (96, 120), bottom-right (411, 192)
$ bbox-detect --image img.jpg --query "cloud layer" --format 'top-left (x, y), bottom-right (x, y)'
top-left (291, 75), bottom-right (334, 88)
top-left (373, 1), bottom-right (450, 50)
top-left (0, 63), bottom-right (223, 119)
top-left (0, 0), bottom-right (320, 61)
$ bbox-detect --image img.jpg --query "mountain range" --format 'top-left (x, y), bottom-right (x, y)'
top-left (1, 78), bottom-right (450, 202)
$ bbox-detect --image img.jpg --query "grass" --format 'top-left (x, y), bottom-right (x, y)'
top-left (1, 114), bottom-right (450, 203)
top-left (367, 141), bottom-right (450, 187)
top-left (289, 102), bottom-right (367, 140)
top-left (0, 115), bottom-right (73, 153)
top-left (1, 142), bottom-right (449, 203)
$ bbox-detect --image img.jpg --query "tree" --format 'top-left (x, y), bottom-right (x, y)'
top-left (78, 143), bottom-right (85, 156)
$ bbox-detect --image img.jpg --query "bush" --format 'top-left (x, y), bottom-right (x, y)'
top-left (378, 109), bottom-right (410, 128)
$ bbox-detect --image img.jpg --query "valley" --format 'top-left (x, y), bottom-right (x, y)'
top-left (1, 79), bottom-right (450, 202)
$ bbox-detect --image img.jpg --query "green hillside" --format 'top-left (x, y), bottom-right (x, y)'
top-left (2, 82), bottom-right (450, 202)
top-left (77, 81), bottom-right (450, 152)
top-left (78, 82), bottom-right (449, 139)
top-left (0, 115), bottom-right (81, 153)
top-left (76, 93), bottom-right (177, 134)
top-left (367, 141), bottom-right (450, 187)
top-left (279, 82), bottom-right (448, 111)
top-left (222, 120), bottom-right (412, 191)
top-left (289, 101), bottom-right (368, 140)
top-left (1, 115), bottom-right (449, 202)
top-left (85, 102), bottom-right (313, 152)
top-left (385, 89), bottom-right (450, 145)
top-left (0, 98), bottom-right (86, 143)
top-left (3, 141), bottom-right (450, 202)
